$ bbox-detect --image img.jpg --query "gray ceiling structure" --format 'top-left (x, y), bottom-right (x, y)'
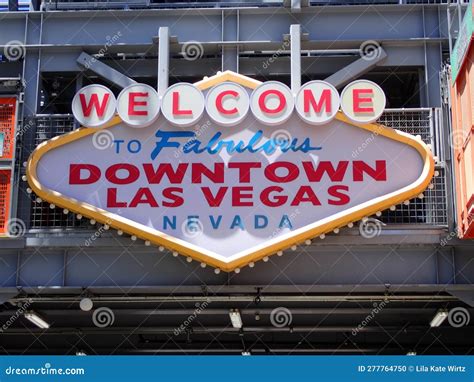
top-left (0, 0), bottom-right (473, 355)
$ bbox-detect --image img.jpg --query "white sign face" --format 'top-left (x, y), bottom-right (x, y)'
top-left (72, 84), bottom-right (117, 128)
top-left (28, 72), bottom-right (433, 271)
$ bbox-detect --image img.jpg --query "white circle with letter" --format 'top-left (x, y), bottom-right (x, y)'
top-left (295, 81), bottom-right (340, 125)
top-left (205, 82), bottom-right (250, 126)
top-left (117, 84), bottom-right (160, 128)
top-left (72, 84), bottom-right (116, 128)
top-left (250, 81), bottom-right (294, 126)
top-left (340, 80), bottom-right (386, 124)
top-left (161, 83), bottom-right (205, 127)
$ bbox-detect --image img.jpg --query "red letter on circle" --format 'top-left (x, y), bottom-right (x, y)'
top-left (128, 92), bottom-right (148, 116)
top-left (172, 92), bottom-right (192, 115)
top-left (353, 89), bottom-right (374, 113)
top-left (258, 89), bottom-right (286, 114)
top-left (216, 90), bottom-right (239, 115)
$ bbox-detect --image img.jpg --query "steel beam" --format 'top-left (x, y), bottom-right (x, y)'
top-left (77, 52), bottom-right (136, 89)
top-left (325, 46), bottom-right (387, 89)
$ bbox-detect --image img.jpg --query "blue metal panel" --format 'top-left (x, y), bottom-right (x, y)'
top-left (18, 250), bottom-right (65, 287)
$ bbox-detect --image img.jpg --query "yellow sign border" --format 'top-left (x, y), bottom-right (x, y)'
top-left (27, 71), bottom-right (435, 272)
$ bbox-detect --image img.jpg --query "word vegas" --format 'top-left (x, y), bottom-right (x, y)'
top-left (72, 79), bottom-right (386, 128)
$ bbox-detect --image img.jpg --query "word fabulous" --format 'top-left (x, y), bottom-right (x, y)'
top-left (72, 79), bottom-right (386, 129)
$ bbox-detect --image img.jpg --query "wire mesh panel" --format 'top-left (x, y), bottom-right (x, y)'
top-left (0, 98), bottom-right (16, 159)
top-left (379, 109), bottom-right (448, 226)
top-left (28, 115), bottom-right (89, 229)
top-left (379, 109), bottom-right (433, 146)
top-left (0, 170), bottom-right (11, 234)
top-left (26, 111), bottom-right (449, 228)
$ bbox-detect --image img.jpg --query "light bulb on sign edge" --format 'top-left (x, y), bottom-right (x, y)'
top-left (234, 268), bottom-right (240, 274)
top-left (390, 206), bottom-right (396, 211)
top-left (403, 200), bottom-right (410, 206)
top-left (36, 198), bottom-right (42, 203)
top-left (90, 219), bottom-right (96, 225)
top-left (104, 224), bottom-right (110, 230)
top-left (145, 240), bottom-right (151, 246)
top-left (305, 239), bottom-right (311, 245)
top-left (375, 211), bottom-right (382, 217)
top-left (291, 245), bottom-right (297, 251)
top-left (214, 268), bottom-right (221, 274)
top-left (262, 256), bottom-right (269, 262)
top-left (276, 251), bottom-right (283, 256)
top-left (172, 251), bottom-right (178, 257)
top-left (26, 188), bottom-right (32, 194)
top-left (200, 263), bottom-right (206, 268)
top-left (319, 234), bottom-right (325, 239)
top-left (63, 209), bottom-right (69, 214)
top-left (158, 246), bottom-right (164, 252)
top-left (77, 214), bottom-right (82, 220)
top-left (249, 262), bottom-right (255, 268)
top-left (347, 222), bottom-right (354, 228)
top-left (117, 230), bottom-right (123, 235)
top-left (333, 228), bottom-right (339, 234)
top-left (131, 235), bottom-right (137, 241)
top-left (186, 257), bottom-right (192, 263)
top-left (21, 175), bottom-right (27, 181)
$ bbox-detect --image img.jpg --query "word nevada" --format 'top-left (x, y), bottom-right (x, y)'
top-left (72, 79), bottom-right (386, 128)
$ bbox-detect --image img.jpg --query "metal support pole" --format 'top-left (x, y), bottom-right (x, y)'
top-left (157, 27), bottom-right (170, 98)
top-left (290, 25), bottom-right (301, 93)
top-left (222, 11), bottom-right (239, 72)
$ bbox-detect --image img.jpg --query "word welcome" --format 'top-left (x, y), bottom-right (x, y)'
top-left (72, 79), bottom-right (386, 129)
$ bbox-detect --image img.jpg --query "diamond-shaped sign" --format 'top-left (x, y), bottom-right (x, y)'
top-left (27, 72), bottom-right (434, 271)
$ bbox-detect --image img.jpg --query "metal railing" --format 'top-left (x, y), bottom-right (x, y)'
top-left (22, 109), bottom-right (448, 229)
top-left (38, 0), bottom-right (462, 11)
